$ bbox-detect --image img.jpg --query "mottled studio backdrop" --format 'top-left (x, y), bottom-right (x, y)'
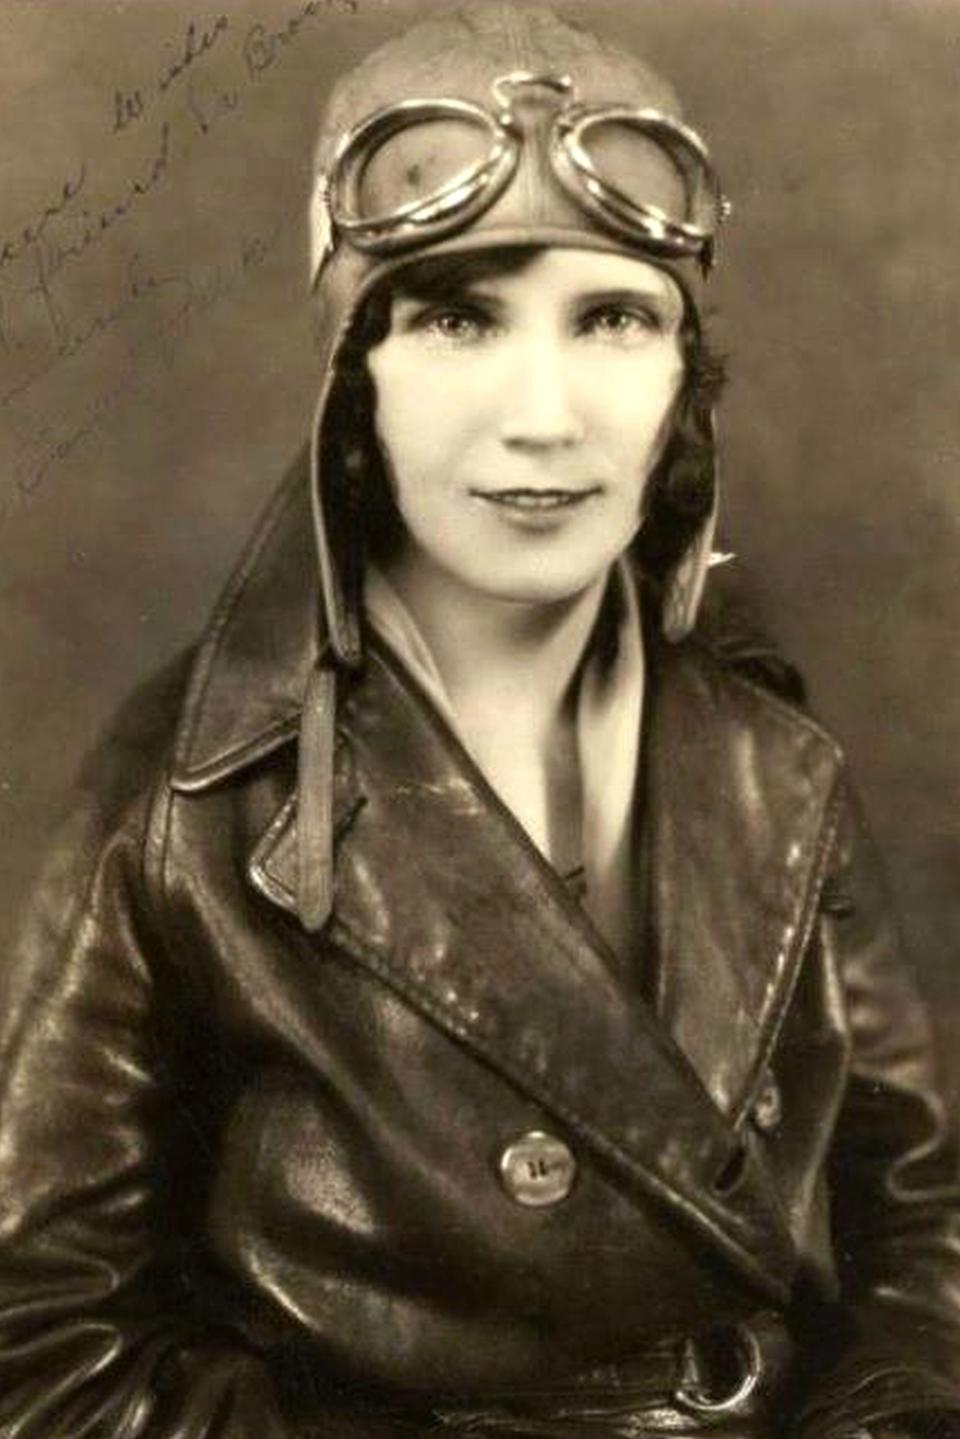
top-left (1, 1), bottom-right (958, 1069)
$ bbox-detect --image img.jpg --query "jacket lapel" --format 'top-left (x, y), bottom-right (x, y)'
top-left (248, 632), bottom-right (847, 1305)
top-left (642, 635), bottom-right (845, 1123)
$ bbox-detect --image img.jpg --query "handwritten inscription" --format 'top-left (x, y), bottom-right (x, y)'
top-left (113, 89), bottom-right (146, 134)
top-left (0, 166), bottom-right (88, 274)
top-left (112, 15), bottom-right (231, 132)
top-left (187, 75), bottom-right (241, 137)
top-left (244, 0), bottom-right (359, 79)
top-left (3, 251), bottom-right (191, 407)
top-left (35, 123), bottom-right (171, 292)
top-left (4, 219), bottom-right (286, 524)
top-left (0, 0), bottom-right (360, 525)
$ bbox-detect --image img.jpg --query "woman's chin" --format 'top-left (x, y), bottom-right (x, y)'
top-left (390, 536), bottom-right (630, 612)
top-left (464, 563), bottom-right (617, 609)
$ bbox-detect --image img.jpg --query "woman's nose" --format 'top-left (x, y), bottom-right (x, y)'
top-left (498, 335), bottom-right (585, 451)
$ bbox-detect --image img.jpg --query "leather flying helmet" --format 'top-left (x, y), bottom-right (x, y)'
top-left (306, 4), bottom-right (729, 668)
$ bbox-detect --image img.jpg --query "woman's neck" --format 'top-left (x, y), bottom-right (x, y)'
top-left (382, 549), bottom-right (608, 739)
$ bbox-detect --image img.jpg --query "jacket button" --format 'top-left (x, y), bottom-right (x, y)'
top-left (751, 1074), bottom-right (782, 1132)
top-left (499, 1131), bottom-right (577, 1207)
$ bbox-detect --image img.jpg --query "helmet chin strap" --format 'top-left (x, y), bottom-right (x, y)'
top-left (300, 375), bottom-right (364, 932)
top-left (310, 374), bottom-right (364, 670)
top-left (297, 664), bottom-right (338, 932)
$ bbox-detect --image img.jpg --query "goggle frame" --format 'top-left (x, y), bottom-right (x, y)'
top-left (321, 71), bottom-right (729, 273)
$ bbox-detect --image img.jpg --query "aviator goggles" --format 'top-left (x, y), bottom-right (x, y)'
top-left (316, 71), bottom-right (730, 277)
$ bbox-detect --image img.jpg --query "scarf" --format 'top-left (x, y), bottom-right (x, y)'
top-left (364, 560), bottom-right (644, 962)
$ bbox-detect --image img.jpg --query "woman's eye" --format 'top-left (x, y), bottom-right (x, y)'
top-left (421, 306), bottom-right (492, 343)
top-left (580, 305), bottom-right (660, 341)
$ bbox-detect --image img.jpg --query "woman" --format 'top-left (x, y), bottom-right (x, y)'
top-left (0, 7), bottom-right (957, 1438)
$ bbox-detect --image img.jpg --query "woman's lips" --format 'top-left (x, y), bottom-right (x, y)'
top-left (470, 486), bottom-right (602, 512)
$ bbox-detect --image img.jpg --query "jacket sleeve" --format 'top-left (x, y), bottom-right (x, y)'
top-left (791, 783), bottom-right (960, 1439)
top-left (0, 678), bottom-right (404, 1439)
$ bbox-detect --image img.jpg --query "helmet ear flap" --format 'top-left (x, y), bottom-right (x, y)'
top-left (310, 295), bottom-right (407, 669)
top-left (634, 393), bottom-right (720, 642)
top-left (635, 315), bottom-right (725, 641)
top-left (310, 382), bottom-right (365, 669)
top-left (661, 474), bottom-right (718, 641)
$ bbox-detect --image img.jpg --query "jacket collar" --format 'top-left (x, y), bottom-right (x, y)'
top-left (171, 460), bottom-right (845, 1304)
top-left (171, 454), bottom-right (319, 792)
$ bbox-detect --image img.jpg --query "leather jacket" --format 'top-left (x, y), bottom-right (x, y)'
top-left (1, 460), bottom-right (958, 1439)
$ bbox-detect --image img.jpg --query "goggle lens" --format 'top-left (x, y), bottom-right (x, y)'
top-left (563, 114), bottom-right (716, 240)
top-left (349, 117), bottom-right (495, 224)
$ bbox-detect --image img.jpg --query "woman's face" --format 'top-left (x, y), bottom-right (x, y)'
top-left (366, 248), bottom-right (685, 606)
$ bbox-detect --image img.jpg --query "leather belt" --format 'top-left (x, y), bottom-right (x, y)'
top-left (429, 1313), bottom-right (792, 1437)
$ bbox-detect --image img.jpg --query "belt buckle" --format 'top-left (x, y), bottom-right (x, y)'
top-left (673, 1321), bottom-right (763, 1418)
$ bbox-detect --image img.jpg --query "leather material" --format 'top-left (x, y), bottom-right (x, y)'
top-left (1, 459), bottom-right (958, 1439)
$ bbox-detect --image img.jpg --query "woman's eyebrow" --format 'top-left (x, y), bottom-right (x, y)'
top-left (571, 285), bottom-right (682, 313)
top-left (427, 285), bottom-right (507, 310)
top-left (389, 288), bottom-right (505, 324)
top-left (459, 285), bottom-right (508, 310)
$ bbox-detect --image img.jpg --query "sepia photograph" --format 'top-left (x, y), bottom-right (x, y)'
top-left (0, 2), bottom-right (958, 1435)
